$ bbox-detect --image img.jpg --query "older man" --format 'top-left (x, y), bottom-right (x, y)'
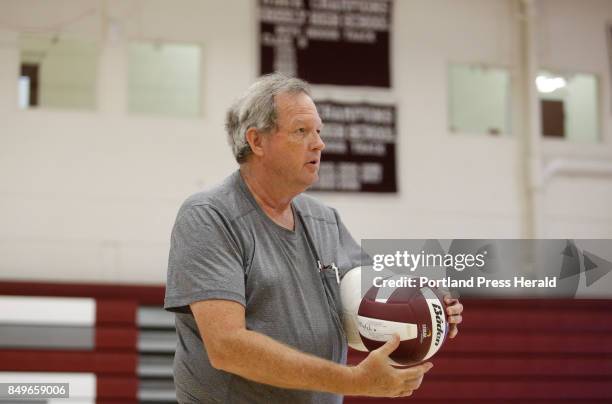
top-left (164, 73), bottom-right (463, 403)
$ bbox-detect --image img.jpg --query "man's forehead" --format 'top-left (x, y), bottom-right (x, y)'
top-left (275, 92), bottom-right (321, 122)
top-left (275, 91), bottom-right (313, 107)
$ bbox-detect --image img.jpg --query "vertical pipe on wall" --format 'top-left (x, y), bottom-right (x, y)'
top-left (518, 0), bottom-right (543, 238)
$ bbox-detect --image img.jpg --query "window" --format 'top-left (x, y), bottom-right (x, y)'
top-left (127, 41), bottom-right (202, 117)
top-left (19, 34), bottom-right (97, 110)
top-left (448, 64), bottom-right (511, 136)
top-left (537, 70), bottom-right (599, 142)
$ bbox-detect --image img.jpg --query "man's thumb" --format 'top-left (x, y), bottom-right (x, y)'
top-left (376, 334), bottom-right (400, 357)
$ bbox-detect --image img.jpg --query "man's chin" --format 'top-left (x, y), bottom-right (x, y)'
top-left (301, 172), bottom-right (319, 190)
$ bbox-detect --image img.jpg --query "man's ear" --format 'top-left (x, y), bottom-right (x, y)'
top-left (245, 127), bottom-right (266, 157)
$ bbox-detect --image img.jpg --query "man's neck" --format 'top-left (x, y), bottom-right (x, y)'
top-left (239, 165), bottom-right (300, 230)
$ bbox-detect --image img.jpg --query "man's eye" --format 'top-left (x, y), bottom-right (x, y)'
top-left (297, 128), bottom-right (306, 134)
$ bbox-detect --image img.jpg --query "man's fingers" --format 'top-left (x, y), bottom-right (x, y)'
top-left (375, 334), bottom-right (400, 357)
top-left (405, 372), bottom-right (424, 390)
top-left (413, 362), bottom-right (434, 372)
top-left (446, 302), bottom-right (463, 316)
top-left (398, 362), bottom-right (433, 378)
top-left (396, 362), bottom-right (432, 391)
top-left (448, 314), bottom-right (463, 325)
top-left (444, 295), bottom-right (458, 305)
top-left (449, 324), bottom-right (458, 339)
top-left (443, 295), bottom-right (462, 340)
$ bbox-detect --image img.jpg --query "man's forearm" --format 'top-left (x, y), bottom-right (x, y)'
top-left (211, 328), bottom-right (359, 395)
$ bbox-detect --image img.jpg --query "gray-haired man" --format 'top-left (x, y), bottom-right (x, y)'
top-left (164, 73), bottom-right (462, 403)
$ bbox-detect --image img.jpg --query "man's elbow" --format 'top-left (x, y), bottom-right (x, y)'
top-left (204, 334), bottom-right (241, 371)
top-left (208, 351), bottom-right (228, 370)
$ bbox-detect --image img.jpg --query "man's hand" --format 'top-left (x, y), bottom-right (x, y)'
top-left (444, 295), bottom-right (463, 339)
top-left (351, 334), bottom-right (433, 397)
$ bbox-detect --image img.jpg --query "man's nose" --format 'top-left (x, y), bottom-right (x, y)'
top-left (312, 131), bottom-right (325, 151)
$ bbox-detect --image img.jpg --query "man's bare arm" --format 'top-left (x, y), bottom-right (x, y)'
top-left (191, 299), bottom-right (432, 398)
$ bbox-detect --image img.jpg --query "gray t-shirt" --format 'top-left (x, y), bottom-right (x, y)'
top-left (164, 170), bottom-right (361, 403)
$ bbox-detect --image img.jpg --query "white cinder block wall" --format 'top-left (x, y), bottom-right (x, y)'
top-left (0, 0), bottom-right (611, 286)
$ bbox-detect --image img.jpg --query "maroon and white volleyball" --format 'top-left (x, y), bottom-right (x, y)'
top-left (341, 267), bottom-right (449, 366)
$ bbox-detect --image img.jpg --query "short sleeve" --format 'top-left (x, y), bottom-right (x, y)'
top-left (332, 208), bottom-right (370, 274)
top-left (164, 204), bottom-right (246, 313)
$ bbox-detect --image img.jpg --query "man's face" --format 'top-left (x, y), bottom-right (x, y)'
top-left (261, 91), bottom-right (325, 191)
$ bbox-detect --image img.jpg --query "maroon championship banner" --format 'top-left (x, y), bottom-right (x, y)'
top-left (259, 0), bottom-right (392, 87)
top-left (311, 100), bottom-right (397, 193)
